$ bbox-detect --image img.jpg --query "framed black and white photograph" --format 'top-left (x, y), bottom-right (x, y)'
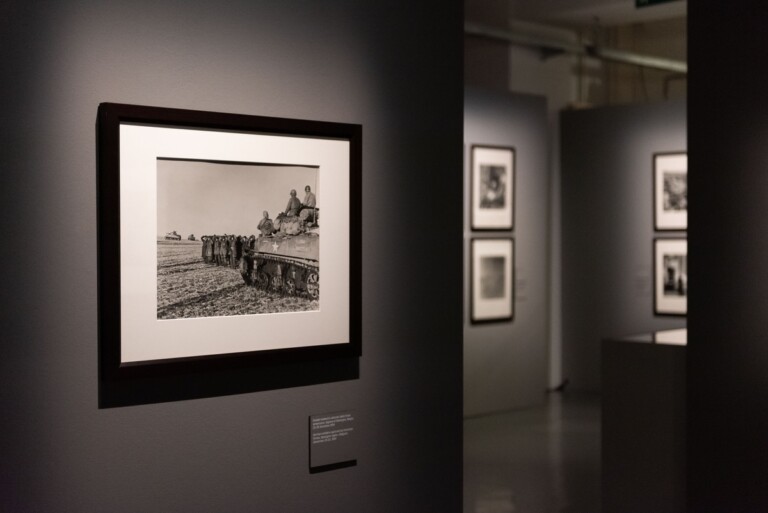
top-left (470, 145), bottom-right (515, 231)
top-left (654, 152), bottom-right (687, 231)
top-left (654, 238), bottom-right (687, 316)
top-left (98, 103), bottom-right (361, 379)
top-left (471, 238), bottom-right (514, 323)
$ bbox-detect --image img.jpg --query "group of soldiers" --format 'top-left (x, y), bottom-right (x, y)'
top-left (258, 185), bottom-right (318, 237)
top-left (199, 185), bottom-right (318, 268)
top-left (199, 234), bottom-right (256, 268)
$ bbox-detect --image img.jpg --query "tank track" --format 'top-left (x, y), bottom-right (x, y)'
top-left (241, 252), bottom-right (319, 299)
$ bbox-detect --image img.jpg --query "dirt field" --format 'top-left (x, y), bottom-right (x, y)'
top-left (157, 241), bottom-right (318, 319)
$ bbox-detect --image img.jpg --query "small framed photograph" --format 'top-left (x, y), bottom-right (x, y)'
top-left (654, 238), bottom-right (687, 316)
top-left (654, 152), bottom-right (687, 231)
top-left (470, 145), bottom-right (515, 231)
top-left (471, 238), bottom-right (514, 323)
top-left (98, 103), bottom-right (361, 380)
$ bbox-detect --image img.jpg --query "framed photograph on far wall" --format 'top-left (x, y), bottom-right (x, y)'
top-left (471, 145), bottom-right (515, 230)
top-left (654, 152), bottom-right (687, 231)
top-left (97, 103), bottom-right (362, 383)
top-left (471, 238), bottom-right (514, 323)
top-left (654, 238), bottom-right (687, 316)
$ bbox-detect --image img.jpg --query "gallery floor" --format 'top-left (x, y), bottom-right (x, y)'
top-left (464, 393), bottom-right (601, 513)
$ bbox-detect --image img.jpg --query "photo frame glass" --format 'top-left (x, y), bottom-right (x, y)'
top-left (654, 238), bottom-right (687, 316)
top-left (471, 145), bottom-right (515, 230)
top-left (471, 238), bottom-right (514, 323)
top-left (654, 152), bottom-right (687, 231)
top-left (99, 104), bottom-right (360, 371)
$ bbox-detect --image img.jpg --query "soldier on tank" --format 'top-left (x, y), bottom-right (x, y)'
top-left (303, 185), bottom-right (316, 208)
top-left (257, 211), bottom-right (275, 237)
top-left (300, 185), bottom-right (318, 226)
top-left (284, 189), bottom-right (301, 217)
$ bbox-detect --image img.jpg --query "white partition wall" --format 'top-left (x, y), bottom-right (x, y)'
top-left (464, 88), bottom-right (550, 416)
top-left (560, 100), bottom-right (687, 392)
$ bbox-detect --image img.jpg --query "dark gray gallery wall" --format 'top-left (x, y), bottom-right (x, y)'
top-left (688, 3), bottom-right (768, 510)
top-left (464, 88), bottom-right (550, 416)
top-left (561, 100), bottom-right (687, 392)
top-left (0, 2), bottom-right (463, 512)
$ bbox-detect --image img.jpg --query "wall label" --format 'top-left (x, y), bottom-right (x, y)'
top-left (309, 410), bottom-right (357, 473)
top-left (515, 269), bottom-right (528, 302)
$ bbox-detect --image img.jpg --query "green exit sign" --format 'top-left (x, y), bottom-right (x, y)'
top-left (636, 0), bottom-right (679, 7)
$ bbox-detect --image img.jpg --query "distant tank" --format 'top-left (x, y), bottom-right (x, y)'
top-left (240, 231), bottom-right (319, 299)
top-left (164, 231), bottom-right (181, 241)
top-left (187, 234), bottom-right (196, 241)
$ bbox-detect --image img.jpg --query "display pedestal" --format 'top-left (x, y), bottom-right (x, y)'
top-left (602, 329), bottom-right (686, 513)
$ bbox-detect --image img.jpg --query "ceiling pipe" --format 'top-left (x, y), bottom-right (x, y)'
top-left (465, 21), bottom-right (687, 74)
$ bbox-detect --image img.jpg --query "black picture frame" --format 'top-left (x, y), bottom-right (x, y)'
top-left (653, 151), bottom-right (687, 231)
top-left (653, 238), bottom-right (687, 316)
top-left (98, 103), bottom-right (362, 386)
top-left (470, 237), bottom-right (514, 323)
top-left (470, 144), bottom-right (515, 231)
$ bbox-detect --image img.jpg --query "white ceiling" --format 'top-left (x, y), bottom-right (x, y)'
top-left (508, 0), bottom-right (687, 27)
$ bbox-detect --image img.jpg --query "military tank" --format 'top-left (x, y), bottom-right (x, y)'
top-left (240, 230), bottom-right (319, 299)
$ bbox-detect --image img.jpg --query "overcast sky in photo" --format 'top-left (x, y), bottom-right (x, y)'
top-left (157, 159), bottom-right (318, 237)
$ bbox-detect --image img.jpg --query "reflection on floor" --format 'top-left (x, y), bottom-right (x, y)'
top-left (464, 393), bottom-right (601, 513)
